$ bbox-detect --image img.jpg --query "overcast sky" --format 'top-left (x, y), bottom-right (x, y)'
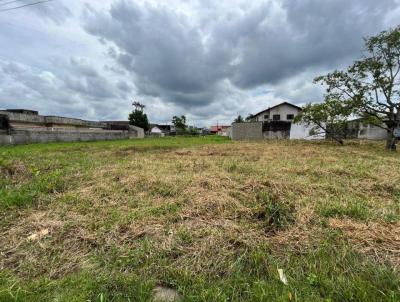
top-left (1, 0), bottom-right (399, 126)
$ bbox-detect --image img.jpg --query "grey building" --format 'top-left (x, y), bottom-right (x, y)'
top-left (232, 102), bottom-right (302, 140)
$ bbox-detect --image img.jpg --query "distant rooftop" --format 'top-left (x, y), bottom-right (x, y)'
top-left (6, 109), bottom-right (38, 115)
top-left (210, 125), bottom-right (230, 132)
top-left (253, 102), bottom-right (302, 117)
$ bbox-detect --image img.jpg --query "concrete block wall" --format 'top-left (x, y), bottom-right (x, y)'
top-left (263, 130), bottom-right (290, 139)
top-left (0, 110), bottom-right (145, 145)
top-left (0, 110), bottom-right (105, 129)
top-left (231, 122), bottom-right (263, 140)
top-left (358, 125), bottom-right (388, 140)
top-left (0, 128), bottom-right (140, 145)
top-left (129, 125), bottom-right (145, 139)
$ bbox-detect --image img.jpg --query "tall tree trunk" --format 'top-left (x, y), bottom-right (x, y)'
top-left (386, 128), bottom-right (397, 151)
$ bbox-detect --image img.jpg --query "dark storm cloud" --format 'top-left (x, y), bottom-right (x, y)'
top-left (1, 0), bottom-right (399, 125)
top-left (0, 58), bottom-right (125, 119)
top-left (215, 0), bottom-right (398, 88)
top-left (84, 1), bottom-right (231, 107)
top-left (83, 0), bottom-right (398, 108)
top-left (1, 58), bottom-right (117, 102)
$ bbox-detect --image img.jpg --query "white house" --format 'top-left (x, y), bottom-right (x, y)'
top-left (252, 102), bottom-right (302, 122)
top-left (150, 126), bottom-right (164, 137)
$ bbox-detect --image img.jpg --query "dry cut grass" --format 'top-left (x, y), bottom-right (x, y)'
top-left (0, 137), bottom-right (399, 302)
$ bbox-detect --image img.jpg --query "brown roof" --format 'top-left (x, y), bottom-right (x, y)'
top-left (210, 125), bottom-right (230, 132)
top-left (253, 102), bottom-right (302, 117)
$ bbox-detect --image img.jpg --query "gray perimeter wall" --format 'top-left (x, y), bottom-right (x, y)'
top-left (0, 128), bottom-right (142, 145)
top-left (358, 125), bottom-right (388, 140)
top-left (231, 122), bottom-right (263, 140)
top-left (0, 110), bottom-right (105, 128)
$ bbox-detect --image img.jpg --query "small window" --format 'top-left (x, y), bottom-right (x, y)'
top-left (264, 114), bottom-right (269, 120)
top-left (273, 114), bottom-right (280, 121)
top-left (287, 114), bottom-right (294, 120)
top-left (0, 115), bottom-right (10, 130)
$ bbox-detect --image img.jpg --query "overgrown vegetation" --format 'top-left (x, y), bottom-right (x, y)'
top-left (297, 26), bottom-right (400, 150)
top-left (0, 137), bottom-right (399, 301)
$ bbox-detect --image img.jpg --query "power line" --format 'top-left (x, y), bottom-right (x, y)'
top-left (0, 0), bottom-right (29, 7)
top-left (0, 0), bottom-right (54, 12)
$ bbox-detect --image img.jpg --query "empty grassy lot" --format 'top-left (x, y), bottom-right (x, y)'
top-left (0, 136), bottom-right (399, 302)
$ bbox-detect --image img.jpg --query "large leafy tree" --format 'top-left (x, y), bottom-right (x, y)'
top-left (128, 101), bottom-right (150, 132)
top-left (294, 99), bottom-right (355, 145)
top-left (172, 115), bottom-right (187, 132)
top-left (313, 26), bottom-right (400, 150)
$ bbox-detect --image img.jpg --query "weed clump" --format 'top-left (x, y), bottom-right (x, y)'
top-left (254, 191), bottom-right (295, 231)
top-left (318, 198), bottom-right (371, 221)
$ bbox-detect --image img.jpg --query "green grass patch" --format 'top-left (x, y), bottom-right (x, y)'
top-left (0, 270), bottom-right (153, 302)
top-left (253, 190), bottom-right (295, 231)
top-left (317, 198), bottom-right (371, 221)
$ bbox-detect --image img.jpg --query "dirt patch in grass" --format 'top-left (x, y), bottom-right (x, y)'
top-left (123, 145), bottom-right (179, 153)
top-left (0, 160), bottom-right (31, 183)
top-left (153, 286), bottom-right (181, 302)
top-left (174, 150), bottom-right (193, 156)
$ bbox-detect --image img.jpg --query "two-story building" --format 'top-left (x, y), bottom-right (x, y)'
top-left (231, 102), bottom-right (303, 140)
top-left (252, 102), bottom-right (302, 122)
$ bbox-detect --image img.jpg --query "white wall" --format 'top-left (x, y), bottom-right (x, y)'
top-left (255, 104), bottom-right (301, 122)
top-left (290, 123), bottom-right (325, 140)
